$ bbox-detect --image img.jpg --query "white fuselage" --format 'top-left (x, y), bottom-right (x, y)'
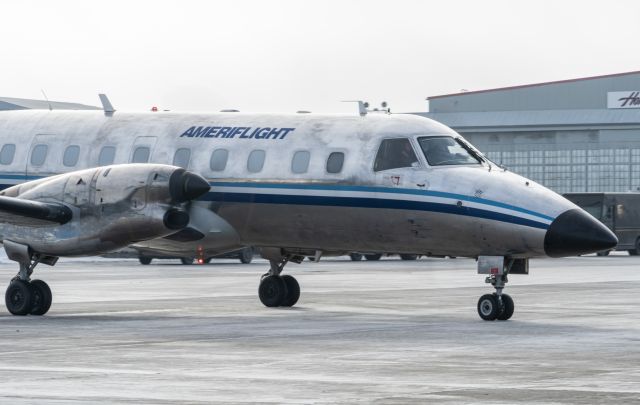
top-left (0, 110), bottom-right (577, 258)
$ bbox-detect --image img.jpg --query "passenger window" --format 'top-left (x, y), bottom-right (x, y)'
top-left (247, 150), bottom-right (266, 173)
top-left (132, 146), bottom-right (150, 163)
top-left (63, 145), bottom-right (80, 167)
top-left (30, 144), bottom-right (48, 166)
top-left (173, 148), bottom-right (191, 168)
top-left (0, 144), bottom-right (16, 165)
top-left (291, 150), bottom-right (310, 174)
top-left (374, 138), bottom-right (419, 172)
top-left (210, 149), bottom-right (229, 171)
top-left (326, 152), bottom-right (344, 174)
top-left (98, 146), bottom-right (116, 166)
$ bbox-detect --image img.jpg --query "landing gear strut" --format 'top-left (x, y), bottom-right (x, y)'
top-left (3, 241), bottom-right (55, 316)
top-left (258, 257), bottom-right (300, 307)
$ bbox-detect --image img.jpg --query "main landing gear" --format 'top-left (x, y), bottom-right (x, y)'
top-left (258, 257), bottom-right (300, 307)
top-left (3, 241), bottom-right (56, 316)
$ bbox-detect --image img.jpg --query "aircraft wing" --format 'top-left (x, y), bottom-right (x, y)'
top-left (0, 196), bottom-right (72, 227)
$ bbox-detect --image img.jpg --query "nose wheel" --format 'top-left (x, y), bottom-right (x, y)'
top-left (477, 292), bottom-right (514, 321)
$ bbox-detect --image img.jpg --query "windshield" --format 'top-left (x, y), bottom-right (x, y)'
top-left (418, 136), bottom-right (482, 166)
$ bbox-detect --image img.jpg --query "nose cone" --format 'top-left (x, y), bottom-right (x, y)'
top-left (169, 169), bottom-right (211, 202)
top-left (544, 209), bottom-right (618, 257)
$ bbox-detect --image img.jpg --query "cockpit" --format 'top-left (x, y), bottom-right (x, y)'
top-left (374, 135), bottom-right (483, 172)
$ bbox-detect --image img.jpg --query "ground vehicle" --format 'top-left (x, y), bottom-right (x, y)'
top-left (105, 247), bottom-right (255, 264)
top-left (563, 193), bottom-right (640, 255)
top-left (138, 246), bottom-right (255, 265)
top-left (348, 253), bottom-right (419, 261)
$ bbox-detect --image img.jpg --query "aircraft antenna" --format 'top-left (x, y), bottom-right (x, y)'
top-left (341, 100), bottom-right (391, 116)
top-left (41, 89), bottom-right (52, 111)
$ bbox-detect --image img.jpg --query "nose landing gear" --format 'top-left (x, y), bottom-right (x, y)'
top-left (476, 257), bottom-right (527, 321)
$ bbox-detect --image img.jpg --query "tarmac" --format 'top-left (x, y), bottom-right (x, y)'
top-left (0, 254), bottom-right (638, 404)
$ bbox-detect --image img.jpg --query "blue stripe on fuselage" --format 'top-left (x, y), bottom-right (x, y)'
top-left (202, 191), bottom-right (550, 230)
top-left (210, 181), bottom-right (554, 223)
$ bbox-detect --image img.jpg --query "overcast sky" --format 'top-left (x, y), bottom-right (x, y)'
top-left (1, 0), bottom-right (639, 113)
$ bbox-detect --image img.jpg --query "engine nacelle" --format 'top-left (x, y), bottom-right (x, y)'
top-left (0, 164), bottom-right (210, 256)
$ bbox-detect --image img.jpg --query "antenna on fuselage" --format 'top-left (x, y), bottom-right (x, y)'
top-left (99, 94), bottom-right (115, 117)
top-left (40, 89), bottom-right (52, 111)
top-left (341, 100), bottom-right (391, 116)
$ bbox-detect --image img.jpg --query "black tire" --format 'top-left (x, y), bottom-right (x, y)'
top-left (180, 257), bottom-right (194, 265)
top-left (281, 275), bottom-right (300, 307)
top-left (258, 275), bottom-right (287, 307)
top-left (349, 253), bottom-right (363, 261)
top-left (631, 238), bottom-right (640, 256)
top-left (5, 280), bottom-right (33, 316)
top-left (239, 248), bottom-right (253, 264)
top-left (497, 293), bottom-right (514, 321)
top-left (139, 256), bottom-right (152, 265)
top-left (364, 254), bottom-right (382, 261)
top-left (477, 293), bottom-right (499, 321)
top-left (30, 280), bottom-right (52, 316)
top-left (307, 256), bottom-right (316, 262)
top-left (204, 258), bottom-right (212, 264)
top-left (596, 250), bottom-right (610, 256)
top-left (400, 254), bottom-right (418, 261)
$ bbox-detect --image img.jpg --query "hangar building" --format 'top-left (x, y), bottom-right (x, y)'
top-left (419, 71), bottom-right (640, 193)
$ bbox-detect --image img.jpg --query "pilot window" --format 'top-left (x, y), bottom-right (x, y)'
top-left (30, 144), bottom-right (48, 166)
top-left (326, 152), bottom-right (344, 174)
top-left (63, 145), bottom-right (80, 167)
top-left (132, 146), bottom-right (150, 163)
top-left (418, 136), bottom-right (481, 166)
top-left (210, 149), bottom-right (229, 171)
top-left (173, 148), bottom-right (191, 168)
top-left (98, 146), bottom-right (116, 165)
top-left (291, 150), bottom-right (310, 174)
top-left (247, 150), bottom-right (266, 173)
top-left (374, 138), bottom-right (419, 172)
top-left (0, 144), bottom-right (16, 165)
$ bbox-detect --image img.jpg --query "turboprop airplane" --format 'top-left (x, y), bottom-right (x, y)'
top-left (0, 96), bottom-right (617, 320)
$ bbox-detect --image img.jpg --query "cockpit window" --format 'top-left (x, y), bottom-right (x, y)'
top-left (418, 136), bottom-right (481, 166)
top-left (374, 138), bottom-right (419, 172)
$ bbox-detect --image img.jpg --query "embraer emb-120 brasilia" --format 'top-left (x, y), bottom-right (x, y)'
top-left (0, 96), bottom-right (617, 320)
